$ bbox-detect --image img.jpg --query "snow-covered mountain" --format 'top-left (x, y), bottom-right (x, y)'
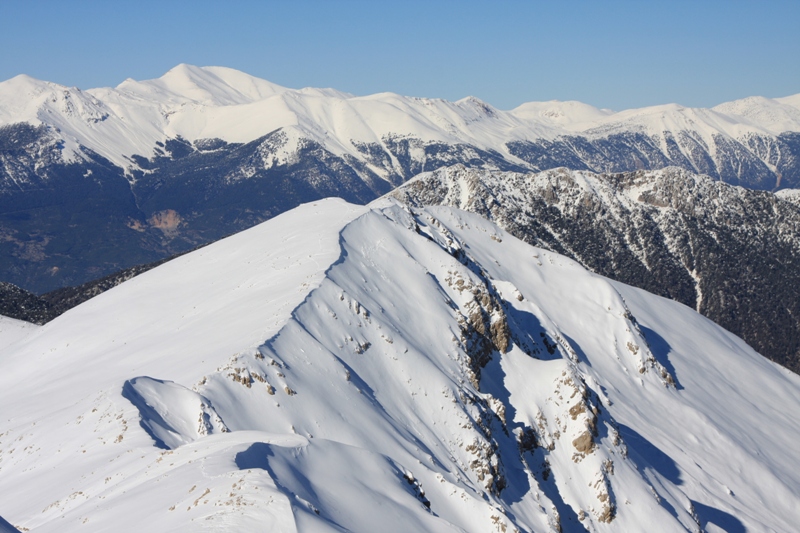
top-left (1, 65), bottom-right (799, 293)
top-left (1, 198), bottom-right (799, 532)
top-left (2, 64), bottom-right (799, 184)
top-left (390, 165), bottom-right (800, 375)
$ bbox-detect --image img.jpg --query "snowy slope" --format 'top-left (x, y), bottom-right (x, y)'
top-left (1, 198), bottom-right (799, 532)
top-left (0, 316), bottom-right (38, 352)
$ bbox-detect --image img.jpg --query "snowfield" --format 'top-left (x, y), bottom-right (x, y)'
top-left (1, 198), bottom-right (799, 532)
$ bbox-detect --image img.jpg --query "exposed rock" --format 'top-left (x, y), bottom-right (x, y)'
top-left (572, 431), bottom-right (595, 454)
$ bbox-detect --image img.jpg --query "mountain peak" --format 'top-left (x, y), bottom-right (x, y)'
top-left (713, 94), bottom-right (800, 132)
top-left (0, 73), bottom-right (64, 97)
top-left (510, 99), bottom-right (612, 127)
top-left (115, 64), bottom-right (287, 106)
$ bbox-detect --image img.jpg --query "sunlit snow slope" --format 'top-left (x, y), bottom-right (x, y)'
top-left (1, 198), bottom-right (799, 532)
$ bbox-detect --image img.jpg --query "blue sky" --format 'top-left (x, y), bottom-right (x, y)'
top-left (1, 0), bottom-right (798, 110)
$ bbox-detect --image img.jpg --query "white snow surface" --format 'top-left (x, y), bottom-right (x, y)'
top-left (0, 316), bottom-right (38, 352)
top-left (1, 197), bottom-right (799, 532)
top-left (1, 64), bottom-right (798, 170)
top-left (511, 100), bottom-right (614, 129)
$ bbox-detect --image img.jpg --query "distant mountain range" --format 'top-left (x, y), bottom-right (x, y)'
top-left (1, 64), bottom-right (800, 292)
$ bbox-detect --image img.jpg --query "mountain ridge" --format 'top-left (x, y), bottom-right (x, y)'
top-left (1, 198), bottom-right (799, 532)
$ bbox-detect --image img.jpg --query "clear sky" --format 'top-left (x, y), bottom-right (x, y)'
top-left (1, 0), bottom-right (798, 111)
